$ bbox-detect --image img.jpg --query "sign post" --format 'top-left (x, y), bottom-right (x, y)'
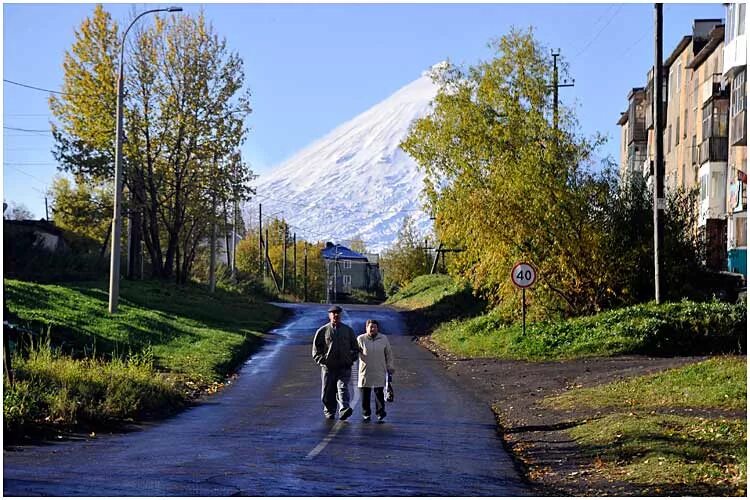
top-left (510, 262), bottom-right (537, 336)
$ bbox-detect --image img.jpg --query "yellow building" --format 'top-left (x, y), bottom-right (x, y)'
top-left (617, 18), bottom-right (741, 273)
top-left (723, 3), bottom-right (747, 276)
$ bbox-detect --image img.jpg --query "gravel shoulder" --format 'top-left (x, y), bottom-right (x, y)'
top-left (414, 335), bottom-right (740, 496)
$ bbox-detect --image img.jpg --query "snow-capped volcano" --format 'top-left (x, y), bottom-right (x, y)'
top-left (254, 65), bottom-right (443, 253)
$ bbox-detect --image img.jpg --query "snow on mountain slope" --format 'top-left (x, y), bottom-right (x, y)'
top-left (254, 65), bottom-right (442, 253)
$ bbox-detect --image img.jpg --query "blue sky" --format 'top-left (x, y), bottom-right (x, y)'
top-left (3, 2), bottom-right (726, 219)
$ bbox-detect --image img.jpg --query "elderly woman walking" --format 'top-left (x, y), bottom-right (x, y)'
top-left (357, 319), bottom-right (394, 422)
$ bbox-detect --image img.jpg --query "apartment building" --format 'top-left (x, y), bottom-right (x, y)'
top-left (723, 3), bottom-right (747, 276)
top-left (617, 17), bottom-right (746, 275)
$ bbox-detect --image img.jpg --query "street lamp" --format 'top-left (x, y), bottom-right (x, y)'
top-left (109, 6), bottom-right (183, 313)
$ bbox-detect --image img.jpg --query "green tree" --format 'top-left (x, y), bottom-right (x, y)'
top-left (347, 237), bottom-right (367, 255)
top-left (48, 176), bottom-right (112, 254)
top-left (380, 216), bottom-right (429, 293)
top-left (50, 6), bottom-right (254, 282)
top-left (49, 4), bottom-right (118, 180)
top-left (402, 29), bottom-right (609, 317)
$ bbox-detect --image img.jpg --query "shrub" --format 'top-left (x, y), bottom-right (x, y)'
top-left (433, 299), bottom-right (747, 360)
top-left (4, 344), bottom-right (183, 438)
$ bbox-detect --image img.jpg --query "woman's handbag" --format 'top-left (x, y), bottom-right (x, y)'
top-left (385, 373), bottom-right (394, 402)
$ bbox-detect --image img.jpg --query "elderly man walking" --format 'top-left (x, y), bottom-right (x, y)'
top-left (312, 305), bottom-right (359, 420)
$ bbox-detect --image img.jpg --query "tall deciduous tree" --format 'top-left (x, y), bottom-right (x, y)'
top-left (50, 6), bottom-right (254, 282)
top-left (402, 29), bottom-right (609, 317)
top-left (49, 4), bottom-right (118, 181)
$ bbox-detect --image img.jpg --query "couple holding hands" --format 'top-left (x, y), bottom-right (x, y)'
top-left (312, 305), bottom-right (394, 422)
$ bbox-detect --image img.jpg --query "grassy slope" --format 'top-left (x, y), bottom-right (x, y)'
top-left (386, 274), bottom-right (463, 310)
top-left (431, 300), bottom-right (746, 360)
top-left (4, 279), bottom-right (285, 382)
top-left (545, 357), bottom-right (747, 495)
top-left (388, 275), bottom-right (746, 495)
top-left (546, 356), bottom-right (746, 411)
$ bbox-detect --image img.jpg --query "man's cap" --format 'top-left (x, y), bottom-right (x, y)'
top-left (328, 305), bottom-right (343, 313)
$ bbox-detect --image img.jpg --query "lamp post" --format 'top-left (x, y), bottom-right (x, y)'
top-left (109, 6), bottom-right (182, 313)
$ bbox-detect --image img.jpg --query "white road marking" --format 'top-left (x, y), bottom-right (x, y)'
top-left (305, 368), bottom-right (359, 460)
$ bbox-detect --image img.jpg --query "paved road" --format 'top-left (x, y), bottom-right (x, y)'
top-left (4, 304), bottom-right (530, 496)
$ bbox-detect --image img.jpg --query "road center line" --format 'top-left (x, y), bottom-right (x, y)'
top-left (305, 369), bottom-right (359, 460)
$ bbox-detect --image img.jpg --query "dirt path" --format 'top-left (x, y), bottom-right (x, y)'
top-left (416, 336), bottom-right (730, 495)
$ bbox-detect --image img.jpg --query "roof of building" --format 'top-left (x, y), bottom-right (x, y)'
top-left (664, 35), bottom-right (692, 68)
top-left (4, 219), bottom-right (64, 237)
top-left (320, 243), bottom-right (369, 261)
top-left (686, 25), bottom-right (725, 69)
top-left (617, 112), bottom-right (628, 126)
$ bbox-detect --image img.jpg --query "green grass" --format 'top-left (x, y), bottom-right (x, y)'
top-left (5, 279), bottom-right (285, 382)
top-left (386, 274), bottom-right (465, 310)
top-left (546, 357), bottom-right (747, 411)
top-left (4, 278), bottom-right (285, 438)
top-left (432, 299), bottom-right (746, 360)
top-left (541, 356), bottom-right (747, 496)
top-left (569, 413), bottom-right (746, 496)
top-left (4, 344), bottom-right (182, 434)
top-left (386, 274), bottom-right (488, 334)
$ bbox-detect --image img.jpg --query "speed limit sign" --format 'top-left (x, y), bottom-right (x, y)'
top-left (511, 262), bottom-right (537, 288)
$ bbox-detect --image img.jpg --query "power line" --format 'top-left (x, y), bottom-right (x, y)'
top-left (4, 79), bottom-right (67, 95)
top-left (4, 164), bottom-right (49, 184)
top-left (572, 5), bottom-right (623, 60)
top-left (4, 161), bottom-right (57, 166)
top-left (4, 126), bottom-right (52, 133)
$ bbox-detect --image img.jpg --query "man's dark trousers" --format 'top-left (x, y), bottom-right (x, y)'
top-left (321, 365), bottom-right (352, 416)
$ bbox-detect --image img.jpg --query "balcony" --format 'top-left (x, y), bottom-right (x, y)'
top-left (701, 74), bottom-right (727, 104)
top-left (691, 136), bottom-right (698, 165)
top-left (699, 137), bottom-right (728, 164)
top-left (731, 109), bottom-right (747, 146)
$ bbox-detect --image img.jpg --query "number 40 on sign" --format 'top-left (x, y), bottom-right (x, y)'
top-left (511, 262), bottom-right (537, 288)
top-left (510, 262), bottom-right (537, 336)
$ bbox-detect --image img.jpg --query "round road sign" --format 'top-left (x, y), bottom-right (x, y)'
top-left (511, 262), bottom-right (537, 288)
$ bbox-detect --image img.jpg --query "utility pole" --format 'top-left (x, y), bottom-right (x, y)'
top-left (293, 232), bottom-right (297, 295)
top-left (282, 222), bottom-right (287, 293)
top-left (258, 203), bottom-right (263, 279)
top-left (550, 50), bottom-right (575, 131)
top-left (430, 242), bottom-right (443, 274)
top-left (265, 228), bottom-right (270, 280)
top-left (303, 242), bottom-right (308, 302)
top-left (44, 196), bottom-right (49, 220)
top-left (209, 153), bottom-right (217, 294)
top-left (653, 3), bottom-right (665, 303)
top-left (125, 209), bottom-right (132, 278)
top-left (230, 160), bottom-right (238, 282)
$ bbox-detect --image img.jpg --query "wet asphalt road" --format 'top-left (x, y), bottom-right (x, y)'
top-left (3, 303), bottom-right (529, 496)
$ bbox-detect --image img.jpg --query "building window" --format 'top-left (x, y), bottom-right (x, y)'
top-left (342, 274), bottom-right (352, 292)
top-left (736, 216), bottom-right (747, 247)
top-left (711, 170), bottom-right (725, 199)
top-left (702, 104), bottom-right (711, 138)
top-left (344, 260), bottom-right (352, 269)
top-left (667, 124), bottom-right (672, 152)
top-left (700, 174), bottom-right (708, 201)
top-left (682, 164), bottom-right (687, 188)
top-left (683, 109), bottom-right (688, 138)
top-left (731, 69), bottom-right (747, 117)
top-left (669, 66), bottom-right (674, 96)
top-left (676, 116), bottom-right (680, 145)
top-left (739, 3), bottom-right (746, 37)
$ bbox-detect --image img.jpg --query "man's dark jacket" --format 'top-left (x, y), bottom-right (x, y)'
top-left (312, 322), bottom-right (358, 368)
